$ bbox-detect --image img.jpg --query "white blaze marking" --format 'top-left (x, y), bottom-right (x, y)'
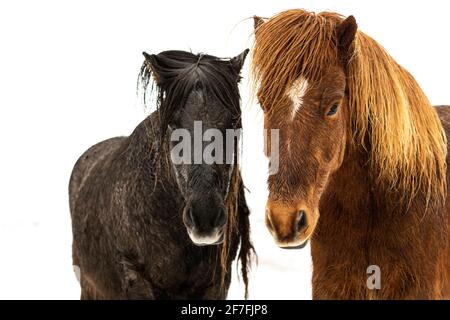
top-left (287, 76), bottom-right (309, 120)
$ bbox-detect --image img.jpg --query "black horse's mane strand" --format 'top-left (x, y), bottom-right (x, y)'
top-left (138, 50), bottom-right (242, 140)
top-left (137, 50), bottom-right (253, 298)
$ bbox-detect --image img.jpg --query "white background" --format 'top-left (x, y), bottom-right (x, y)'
top-left (1, 0), bottom-right (449, 299)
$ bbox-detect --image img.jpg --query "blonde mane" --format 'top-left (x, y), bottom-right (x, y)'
top-left (251, 9), bottom-right (447, 207)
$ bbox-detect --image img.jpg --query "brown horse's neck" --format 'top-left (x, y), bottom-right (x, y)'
top-left (318, 143), bottom-right (436, 238)
top-left (316, 132), bottom-right (448, 257)
top-left (312, 140), bottom-right (449, 299)
top-left (316, 146), bottom-right (374, 241)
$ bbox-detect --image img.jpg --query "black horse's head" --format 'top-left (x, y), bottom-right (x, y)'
top-left (140, 49), bottom-right (248, 246)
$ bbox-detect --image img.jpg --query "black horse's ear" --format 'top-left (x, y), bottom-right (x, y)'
top-left (143, 52), bottom-right (161, 84)
top-left (253, 15), bottom-right (265, 30)
top-left (336, 15), bottom-right (358, 61)
top-left (230, 49), bottom-right (249, 75)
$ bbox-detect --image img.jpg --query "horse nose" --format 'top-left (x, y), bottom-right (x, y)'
top-left (213, 208), bottom-right (227, 229)
top-left (183, 201), bottom-right (226, 231)
top-left (183, 202), bottom-right (227, 246)
top-left (265, 202), bottom-right (313, 248)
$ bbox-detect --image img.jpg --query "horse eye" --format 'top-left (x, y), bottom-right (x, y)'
top-left (327, 104), bottom-right (339, 116)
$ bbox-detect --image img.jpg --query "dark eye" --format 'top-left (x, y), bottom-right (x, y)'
top-left (327, 104), bottom-right (339, 116)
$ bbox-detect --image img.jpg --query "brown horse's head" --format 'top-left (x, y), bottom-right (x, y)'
top-left (252, 11), bottom-right (358, 247)
top-left (253, 9), bottom-right (448, 250)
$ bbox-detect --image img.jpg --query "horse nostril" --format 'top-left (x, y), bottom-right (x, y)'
top-left (297, 210), bottom-right (307, 233)
top-left (214, 208), bottom-right (227, 228)
top-left (185, 206), bottom-right (195, 226)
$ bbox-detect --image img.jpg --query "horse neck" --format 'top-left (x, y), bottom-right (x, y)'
top-left (319, 141), bottom-right (443, 238)
top-left (323, 145), bottom-right (374, 222)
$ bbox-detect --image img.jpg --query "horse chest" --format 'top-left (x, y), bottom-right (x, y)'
top-left (138, 232), bottom-right (220, 294)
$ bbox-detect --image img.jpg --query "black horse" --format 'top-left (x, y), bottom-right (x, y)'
top-left (69, 50), bottom-right (253, 299)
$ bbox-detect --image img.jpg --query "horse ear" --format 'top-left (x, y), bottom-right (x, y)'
top-left (142, 52), bottom-right (161, 84)
top-left (336, 15), bottom-right (358, 61)
top-left (230, 49), bottom-right (250, 74)
top-left (253, 15), bottom-right (265, 30)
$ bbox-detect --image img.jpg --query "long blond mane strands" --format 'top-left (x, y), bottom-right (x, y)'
top-left (349, 30), bottom-right (447, 206)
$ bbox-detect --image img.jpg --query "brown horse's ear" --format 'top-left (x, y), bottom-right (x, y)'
top-left (142, 52), bottom-right (161, 84)
top-left (336, 15), bottom-right (358, 62)
top-left (253, 15), bottom-right (265, 30)
top-left (230, 49), bottom-right (250, 75)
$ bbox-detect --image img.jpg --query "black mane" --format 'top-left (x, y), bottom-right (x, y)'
top-left (138, 50), bottom-right (242, 139)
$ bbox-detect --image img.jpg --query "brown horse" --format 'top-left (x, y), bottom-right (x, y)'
top-left (251, 9), bottom-right (450, 299)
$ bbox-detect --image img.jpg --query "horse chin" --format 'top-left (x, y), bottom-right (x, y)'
top-left (273, 234), bottom-right (309, 249)
top-left (280, 240), bottom-right (309, 250)
top-left (187, 228), bottom-right (224, 246)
